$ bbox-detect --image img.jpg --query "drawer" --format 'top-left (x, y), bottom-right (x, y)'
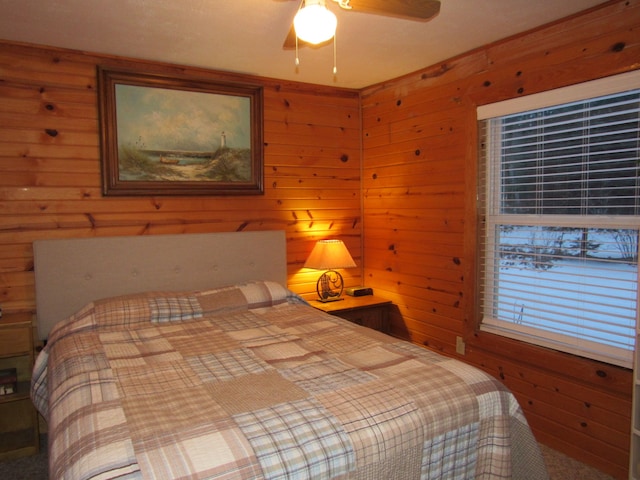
top-left (337, 306), bottom-right (388, 332)
top-left (0, 327), bottom-right (30, 357)
top-left (0, 314), bottom-right (38, 460)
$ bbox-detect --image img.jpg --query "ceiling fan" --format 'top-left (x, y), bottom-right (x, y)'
top-left (283, 0), bottom-right (441, 49)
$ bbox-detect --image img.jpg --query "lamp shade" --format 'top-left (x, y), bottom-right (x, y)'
top-left (294, 0), bottom-right (337, 45)
top-left (304, 239), bottom-right (356, 270)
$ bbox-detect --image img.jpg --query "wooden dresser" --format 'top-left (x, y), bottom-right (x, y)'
top-left (310, 295), bottom-right (392, 333)
top-left (0, 313), bottom-right (39, 461)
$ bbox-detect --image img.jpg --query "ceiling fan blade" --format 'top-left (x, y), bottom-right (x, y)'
top-left (341, 0), bottom-right (440, 20)
top-left (282, 0), bottom-right (306, 50)
top-left (283, 24), bottom-right (299, 49)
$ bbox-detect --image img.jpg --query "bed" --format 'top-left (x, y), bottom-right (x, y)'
top-left (30, 231), bottom-right (548, 479)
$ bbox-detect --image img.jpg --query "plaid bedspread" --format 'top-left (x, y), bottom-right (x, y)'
top-left (32, 281), bottom-right (548, 479)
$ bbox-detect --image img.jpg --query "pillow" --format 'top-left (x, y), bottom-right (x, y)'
top-left (195, 280), bottom-right (291, 315)
top-left (52, 281), bottom-right (295, 332)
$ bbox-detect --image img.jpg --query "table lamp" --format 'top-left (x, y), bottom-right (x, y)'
top-left (304, 239), bottom-right (356, 302)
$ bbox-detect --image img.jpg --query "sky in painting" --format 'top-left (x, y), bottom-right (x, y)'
top-left (115, 84), bottom-right (251, 152)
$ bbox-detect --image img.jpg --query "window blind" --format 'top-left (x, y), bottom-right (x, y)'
top-left (478, 81), bottom-right (640, 367)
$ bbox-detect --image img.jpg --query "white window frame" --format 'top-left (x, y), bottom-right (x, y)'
top-left (477, 70), bottom-right (640, 368)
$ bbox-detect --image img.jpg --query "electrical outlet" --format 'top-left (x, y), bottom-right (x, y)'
top-left (456, 336), bottom-right (466, 355)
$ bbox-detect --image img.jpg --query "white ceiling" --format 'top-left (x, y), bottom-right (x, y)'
top-left (0, 0), bottom-right (609, 89)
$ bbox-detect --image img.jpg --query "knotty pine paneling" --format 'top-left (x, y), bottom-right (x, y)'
top-left (361, 1), bottom-right (639, 478)
top-left (0, 41), bottom-right (363, 315)
top-left (1, 1), bottom-right (638, 477)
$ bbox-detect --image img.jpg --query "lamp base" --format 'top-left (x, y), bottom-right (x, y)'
top-left (315, 270), bottom-right (345, 302)
top-left (316, 296), bottom-right (345, 303)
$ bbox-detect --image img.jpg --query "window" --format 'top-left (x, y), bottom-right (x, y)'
top-left (477, 71), bottom-right (640, 367)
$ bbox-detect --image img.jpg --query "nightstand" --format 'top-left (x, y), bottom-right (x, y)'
top-left (0, 312), bottom-right (39, 461)
top-left (310, 295), bottom-right (392, 333)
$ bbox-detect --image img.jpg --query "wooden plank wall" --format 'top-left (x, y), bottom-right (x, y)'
top-left (361, 0), bottom-right (640, 478)
top-left (0, 42), bottom-right (363, 314)
top-left (1, 1), bottom-right (638, 478)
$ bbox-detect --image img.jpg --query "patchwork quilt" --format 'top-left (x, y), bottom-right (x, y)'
top-left (31, 281), bottom-right (548, 479)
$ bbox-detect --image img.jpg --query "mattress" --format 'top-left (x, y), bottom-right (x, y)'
top-left (31, 281), bottom-right (548, 479)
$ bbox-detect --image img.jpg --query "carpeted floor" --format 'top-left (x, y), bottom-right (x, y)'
top-left (0, 436), bottom-right (619, 479)
top-left (0, 435), bottom-right (48, 480)
top-left (539, 444), bottom-right (616, 480)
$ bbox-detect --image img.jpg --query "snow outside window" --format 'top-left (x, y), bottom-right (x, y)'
top-left (477, 73), bottom-right (640, 368)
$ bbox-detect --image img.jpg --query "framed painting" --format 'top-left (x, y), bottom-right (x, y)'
top-left (97, 65), bottom-right (263, 196)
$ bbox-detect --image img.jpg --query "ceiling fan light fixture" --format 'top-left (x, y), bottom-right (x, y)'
top-left (294, 0), bottom-right (337, 45)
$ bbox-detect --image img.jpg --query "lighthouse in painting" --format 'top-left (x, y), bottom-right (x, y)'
top-left (220, 131), bottom-right (226, 149)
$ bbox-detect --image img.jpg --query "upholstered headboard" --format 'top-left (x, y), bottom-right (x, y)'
top-left (33, 230), bottom-right (287, 340)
